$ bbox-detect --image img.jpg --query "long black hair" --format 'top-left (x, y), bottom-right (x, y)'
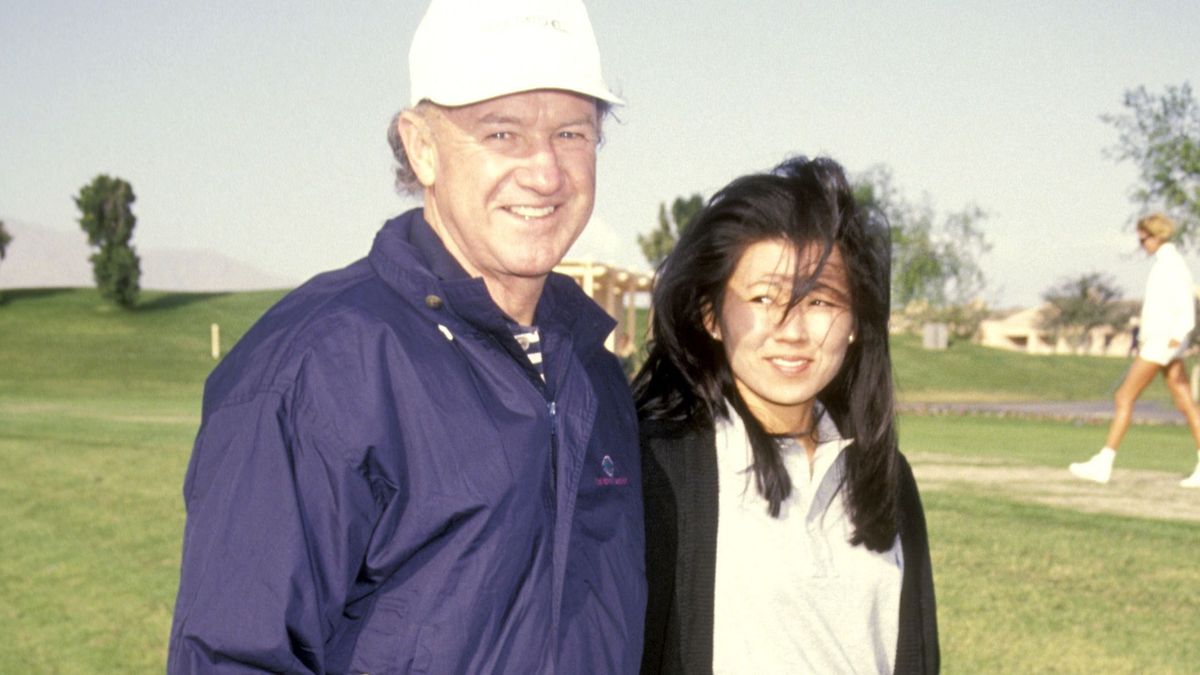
top-left (633, 156), bottom-right (899, 551)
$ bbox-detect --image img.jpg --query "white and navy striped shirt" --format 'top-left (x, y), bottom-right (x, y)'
top-left (511, 324), bottom-right (545, 381)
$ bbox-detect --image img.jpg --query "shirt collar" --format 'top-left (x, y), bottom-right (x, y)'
top-left (715, 401), bottom-right (853, 462)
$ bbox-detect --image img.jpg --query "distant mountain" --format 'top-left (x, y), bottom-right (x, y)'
top-left (139, 248), bottom-right (293, 292)
top-left (0, 220), bottom-right (293, 291)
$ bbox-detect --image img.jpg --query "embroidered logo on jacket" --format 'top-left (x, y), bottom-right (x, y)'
top-left (595, 454), bottom-right (629, 486)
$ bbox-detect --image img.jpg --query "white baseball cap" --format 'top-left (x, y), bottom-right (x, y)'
top-left (408, 0), bottom-right (623, 107)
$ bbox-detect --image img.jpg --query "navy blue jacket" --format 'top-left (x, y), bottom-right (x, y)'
top-left (168, 209), bottom-right (646, 673)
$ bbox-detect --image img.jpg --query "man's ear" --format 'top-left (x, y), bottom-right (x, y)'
top-left (397, 109), bottom-right (437, 187)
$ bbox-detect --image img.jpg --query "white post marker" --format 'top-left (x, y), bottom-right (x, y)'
top-left (211, 323), bottom-right (220, 360)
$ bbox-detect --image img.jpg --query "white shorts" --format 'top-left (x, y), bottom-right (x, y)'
top-left (1139, 338), bottom-right (1190, 366)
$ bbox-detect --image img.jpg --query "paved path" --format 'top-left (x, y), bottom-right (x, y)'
top-left (902, 401), bottom-right (1200, 522)
top-left (910, 451), bottom-right (1200, 523)
top-left (899, 400), bottom-right (1183, 425)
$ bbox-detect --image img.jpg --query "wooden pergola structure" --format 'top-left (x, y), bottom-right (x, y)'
top-left (554, 259), bottom-right (652, 353)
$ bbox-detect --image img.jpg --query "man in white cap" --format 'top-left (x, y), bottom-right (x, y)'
top-left (167, 1), bottom-right (645, 672)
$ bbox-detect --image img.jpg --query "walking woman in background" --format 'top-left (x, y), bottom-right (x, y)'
top-left (635, 156), bottom-right (938, 674)
top-left (1070, 213), bottom-right (1200, 487)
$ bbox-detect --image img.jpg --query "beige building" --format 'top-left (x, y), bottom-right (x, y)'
top-left (978, 304), bottom-right (1135, 357)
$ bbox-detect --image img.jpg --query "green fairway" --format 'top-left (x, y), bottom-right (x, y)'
top-left (0, 288), bottom-right (285, 672)
top-left (890, 333), bottom-right (1172, 404)
top-left (0, 403), bottom-right (193, 672)
top-left (0, 288), bottom-right (285, 403)
top-left (902, 414), bottom-right (1200, 674)
top-left (1, 288), bottom-right (1196, 673)
top-left (899, 414), bottom-right (1197, 474)
top-left (926, 492), bottom-right (1198, 673)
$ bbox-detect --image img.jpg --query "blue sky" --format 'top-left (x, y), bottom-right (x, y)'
top-left (2, 1), bottom-right (1198, 306)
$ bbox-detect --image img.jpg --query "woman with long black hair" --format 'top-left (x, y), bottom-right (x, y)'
top-left (636, 156), bottom-right (938, 674)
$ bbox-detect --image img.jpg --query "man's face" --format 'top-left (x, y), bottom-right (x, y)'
top-left (416, 90), bottom-right (601, 293)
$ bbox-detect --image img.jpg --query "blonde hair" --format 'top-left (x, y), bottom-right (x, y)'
top-left (1136, 212), bottom-right (1175, 240)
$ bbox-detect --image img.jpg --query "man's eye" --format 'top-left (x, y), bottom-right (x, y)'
top-left (487, 131), bottom-right (513, 141)
top-left (559, 128), bottom-right (601, 145)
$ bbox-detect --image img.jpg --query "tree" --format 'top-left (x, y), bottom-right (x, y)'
top-left (0, 220), bottom-right (11, 298)
top-left (641, 169), bottom-right (992, 337)
top-left (637, 194), bottom-right (704, 268)
top-left (0, 219), bottom-right (11, 262)
top-left (1102, 82), bottom-right (1200, 245)
top-left (853, 166), bottom-right (991, 312)
top-left (1038, 273), bottom-right (1134, 352)
top-left (75, 175), bottom-right (141, 307)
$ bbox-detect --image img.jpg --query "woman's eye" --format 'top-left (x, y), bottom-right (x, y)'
top-left (809, 293), bottom-right (845, 308)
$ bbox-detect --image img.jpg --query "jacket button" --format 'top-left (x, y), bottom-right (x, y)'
top-left (425, 294), bottom-right (443, 309)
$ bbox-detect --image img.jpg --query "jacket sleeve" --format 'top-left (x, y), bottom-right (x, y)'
top-left (167, 387), bottom-right (380, 673)
top-left (894, 454), bottom-right (940, 675)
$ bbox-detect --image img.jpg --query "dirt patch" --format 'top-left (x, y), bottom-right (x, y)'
top-left (909, 451), bottom-right (1200, 523)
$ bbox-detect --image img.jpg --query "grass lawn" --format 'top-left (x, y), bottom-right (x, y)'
top-left (2, 288), bottom-right (1197, 672)
top-left (902, 414), bottom-right (1200, 673)
top-left (924, 491), bottom-right (1198, 673)
top-left (0, 288), bottom-right (281, 672)
top-left (890, 334), bottom-right (1173, 404)
top-left (0, 401), bottom-right (194, 672)
top-left (899, 414), bottom-right (1198, 474)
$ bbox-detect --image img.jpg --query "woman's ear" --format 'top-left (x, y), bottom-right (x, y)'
top-left (397, 109), bottom-right (438, 188)
top-left (703, 305), bottom-right (722, 341)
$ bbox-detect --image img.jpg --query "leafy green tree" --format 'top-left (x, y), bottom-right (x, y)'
top-left (75, 175), bottom-right (141, 307)
top-left (853, 166), bottom-right (990, 310)
top-left (637, 194), bottom-right (704, 268)
top-left (1102, 82), bottom-right (1200, 244)
top-left (1038, 272), bottom-right (1134, 351)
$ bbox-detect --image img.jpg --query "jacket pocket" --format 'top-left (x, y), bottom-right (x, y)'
top-left (348, 589), bottom-right (435, 675)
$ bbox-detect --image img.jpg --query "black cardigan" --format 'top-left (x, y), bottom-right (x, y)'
top-left (640, 420), bottom-right (939, 674)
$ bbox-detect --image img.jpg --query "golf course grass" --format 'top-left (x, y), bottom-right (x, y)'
top-left (1, 287), bottom-right (1196, 673)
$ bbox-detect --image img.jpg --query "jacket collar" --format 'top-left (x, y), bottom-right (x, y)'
top-left (367, 208), bottom-right (615, 353)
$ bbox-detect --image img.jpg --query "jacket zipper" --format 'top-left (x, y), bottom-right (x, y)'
top-left (547, 400), bottom-right (558, 501)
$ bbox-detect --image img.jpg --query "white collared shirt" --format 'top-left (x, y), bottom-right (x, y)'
top-left (711, 406), bottom-right (903, 674)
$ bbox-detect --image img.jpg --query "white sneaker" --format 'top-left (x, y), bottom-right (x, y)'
top-left (1069, 452), bottom-right (1113, 484)
top-left (1181, 464), bottom-right (1200, 488)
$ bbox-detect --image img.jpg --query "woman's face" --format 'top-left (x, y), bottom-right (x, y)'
top-left (711, 239), bottom-right (856, 434)
top-left (1138, 228), bottom-right (1163, 254)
